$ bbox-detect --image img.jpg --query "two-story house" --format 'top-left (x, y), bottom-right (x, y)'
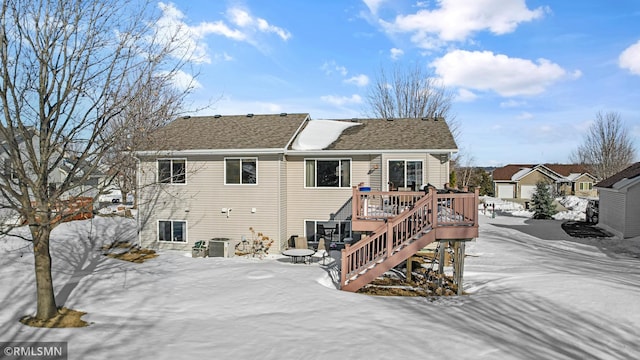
top-left (135, 113), bottom-right (459, 252)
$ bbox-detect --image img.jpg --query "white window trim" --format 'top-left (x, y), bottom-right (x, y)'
top-left (157, 219), bottom-right (188, 243)
top-left (303, 219), bottom-right (352, 241)
top-left (386, 159), bottom-right (424, 190)
top-left (303, 158), bottom-right (352, 189)
top-left (157, 158), bottom-right (187, 185)
top-left (224, 157), bottom-right (258, 185)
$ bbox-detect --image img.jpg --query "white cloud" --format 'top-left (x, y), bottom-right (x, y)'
top-left (154, 3), bottom-right (290, 64)
top-left (516, 112), bottom-right (534, 120)
top-left (321, 61), bottom-right (348, 76)
top-left (500, 99), bottom-right (527, 108)
top-left (456, 88), bottom-right (477, 102)
top-left (214, 52), bottom-right (234, 62)
top-left (344, 74), bottom-right (370, 87)
top-left (157, 70), bottom-right (202, 92)
top-left (156, 2), bottom-right (212, 63)
top-left (431, 50), bottom-right (569, 96)
top-left (227, 8), bottom-right (292, 41)
top-left (390, 48), bottom-right (404, 60)
top-left (619, 40), bottom-right (640, 75)
top-left (320, 94), bottom-right (363, 106)
top-left (363, 0), bottom-right (387, 15)
top-left (378, 0), bottom-right (547, 49)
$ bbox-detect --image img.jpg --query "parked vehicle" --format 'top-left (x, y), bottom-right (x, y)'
top-left (586, 199), bottom-right (599, 224)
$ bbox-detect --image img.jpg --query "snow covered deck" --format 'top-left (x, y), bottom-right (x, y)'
top-left (351, 187), bottom-right (479, 239)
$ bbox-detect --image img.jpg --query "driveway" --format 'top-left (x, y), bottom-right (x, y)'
top-left (481, 213), bottom-right (640, 259)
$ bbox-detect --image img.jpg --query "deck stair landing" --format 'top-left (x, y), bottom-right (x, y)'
top-left (340, 187), bottom-right (478, 292)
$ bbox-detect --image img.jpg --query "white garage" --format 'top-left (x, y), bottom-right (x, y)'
top-left (520, 185), bottom-right (536, 199)
top-left (496, 184), bottom-right (514, 199)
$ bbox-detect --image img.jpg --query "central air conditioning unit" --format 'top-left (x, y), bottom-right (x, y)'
top-left (209, 238), bottom-right (232, 257)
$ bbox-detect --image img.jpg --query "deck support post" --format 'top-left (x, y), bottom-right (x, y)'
top-left (437, 241), bottom-right (446, 288)
top-left (452, 240), bottom-right (466, 295)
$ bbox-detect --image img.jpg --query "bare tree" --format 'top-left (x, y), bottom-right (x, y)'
top-left (571, 111), bottom-right (637, 180)
top-left (364, 63), bottom-right (462, 179)
top-left (364, 63), bottom-right (458, 139)
top-left (102, 75), bottom-right (190, 208)
top-left (0, 0), bottom-right (195, 322)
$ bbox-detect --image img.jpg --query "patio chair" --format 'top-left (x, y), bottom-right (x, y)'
top-left (294, 236), bottom-right (309, 249)
top-left (312, 237), bottom-right (331, 265)
top-left (336, 223), bottom-right (347, 242)
top-left (317, 224), bottom-right (334, 241)
top-left (191, 240), bottom-right (208, 258)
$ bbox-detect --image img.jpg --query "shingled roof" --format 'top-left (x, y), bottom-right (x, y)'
top-left (321, 117), bottom-right (457, 151)
top-left (595, 162), bottom-right (640, 188)
top-left (139, 114), bottom-right (458, 153)
top-left (139, 113), bottom-right (309, 151)
top-left (492, 163), bottom-right (591, 181)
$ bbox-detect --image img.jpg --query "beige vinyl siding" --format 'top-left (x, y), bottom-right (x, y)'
top-left (138, 154), bottom-right (284, 251)
top-left (426, 153), bottom-right (449, 188)
top-left (517, 170), bottom-right (552, 198)
top-left (574, 174), bottom-right (597, 198)
top-left (369, 155), bottom-right (382, 191)
top-left (285, 155), bottom-right (370, 239)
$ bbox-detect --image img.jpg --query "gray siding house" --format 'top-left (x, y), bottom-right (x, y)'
top-left (594, 162), bottom-right (640, 239)
top-left (135, 113), bottom-right (458, 253)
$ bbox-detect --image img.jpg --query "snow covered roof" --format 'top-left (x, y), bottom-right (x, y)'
top-left (290, 120), bottom-right (361, 150)
top-left (511, 168), bottom-right (531, 181)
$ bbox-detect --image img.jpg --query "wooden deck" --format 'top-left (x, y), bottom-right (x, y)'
top-left (340, 187), bottom-right (479, 292)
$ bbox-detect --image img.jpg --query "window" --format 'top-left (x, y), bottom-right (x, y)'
top-left (304, 220), bottom-right (351, 242)
top-left (305, 159), bottom-right (351, 188)
top-left (158, 159), bottom-right (186, 184)
top-left (158, 220), bottom-right (186, 242)
top-left (579, 182), bottom-right (593, 191)
top-left (225, 158), bottom-right (257, 184)
top-left (388, 160), bottom-right (423, 190)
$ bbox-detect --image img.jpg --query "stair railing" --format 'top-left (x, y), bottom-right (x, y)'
top-left (340, 189), bottom-right (436, 288)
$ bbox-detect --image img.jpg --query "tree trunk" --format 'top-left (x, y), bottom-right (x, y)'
top-left (31, 225), bottom-right (58, 320)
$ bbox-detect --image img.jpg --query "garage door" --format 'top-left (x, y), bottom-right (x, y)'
top-left (497, 184), bottom-right (514, 198)
top-left (521, 185), bottom-right (536, 199)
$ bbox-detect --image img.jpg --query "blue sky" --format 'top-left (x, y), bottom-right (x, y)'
top-left (159, 0), bottom-right (640, 166)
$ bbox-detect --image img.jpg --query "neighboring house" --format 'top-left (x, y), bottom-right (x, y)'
top-left (0, 128), bottom-right (107, 200)
top-left (135, 113), bottom-right (458, 252)
top-left (594, 162), bottom-right (640, 238)
top-left (492, 164), bottom-right (597, 200)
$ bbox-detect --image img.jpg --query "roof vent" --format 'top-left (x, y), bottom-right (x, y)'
top-left (435, 116), bottom-right (444, 121)
top-left (182, 115), bottom-right (191, 119)
top-left (213, 114), bottom-right (221, 118)
top-left (421, 117), bottom-right (431, 121)
top-left (280, 113), bottom-right (287, 116)
top-left (247, 113), bottom-right (254, 117)
top-left (386, 117), bottom-right (394, 121)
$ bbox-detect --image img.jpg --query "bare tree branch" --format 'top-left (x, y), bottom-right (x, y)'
top-left (0, 0), bottom-right (197, 321)
top-left (570, 111), bottom-right (637, 180)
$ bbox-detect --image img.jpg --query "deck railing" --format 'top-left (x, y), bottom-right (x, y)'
top-left (351, 187), bottom-right (478, 227)
top-left (341, 186), bottom-right (479, 290)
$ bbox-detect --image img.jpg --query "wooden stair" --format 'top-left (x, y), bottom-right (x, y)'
top-left (340, 192), bottom-right (437, 292)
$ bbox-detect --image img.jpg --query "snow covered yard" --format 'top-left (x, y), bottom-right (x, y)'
top-left (1, 212), bottom-right (639, 359)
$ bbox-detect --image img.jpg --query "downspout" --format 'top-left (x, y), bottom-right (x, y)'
top-left (134, 154), bottom-right (141, 247)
